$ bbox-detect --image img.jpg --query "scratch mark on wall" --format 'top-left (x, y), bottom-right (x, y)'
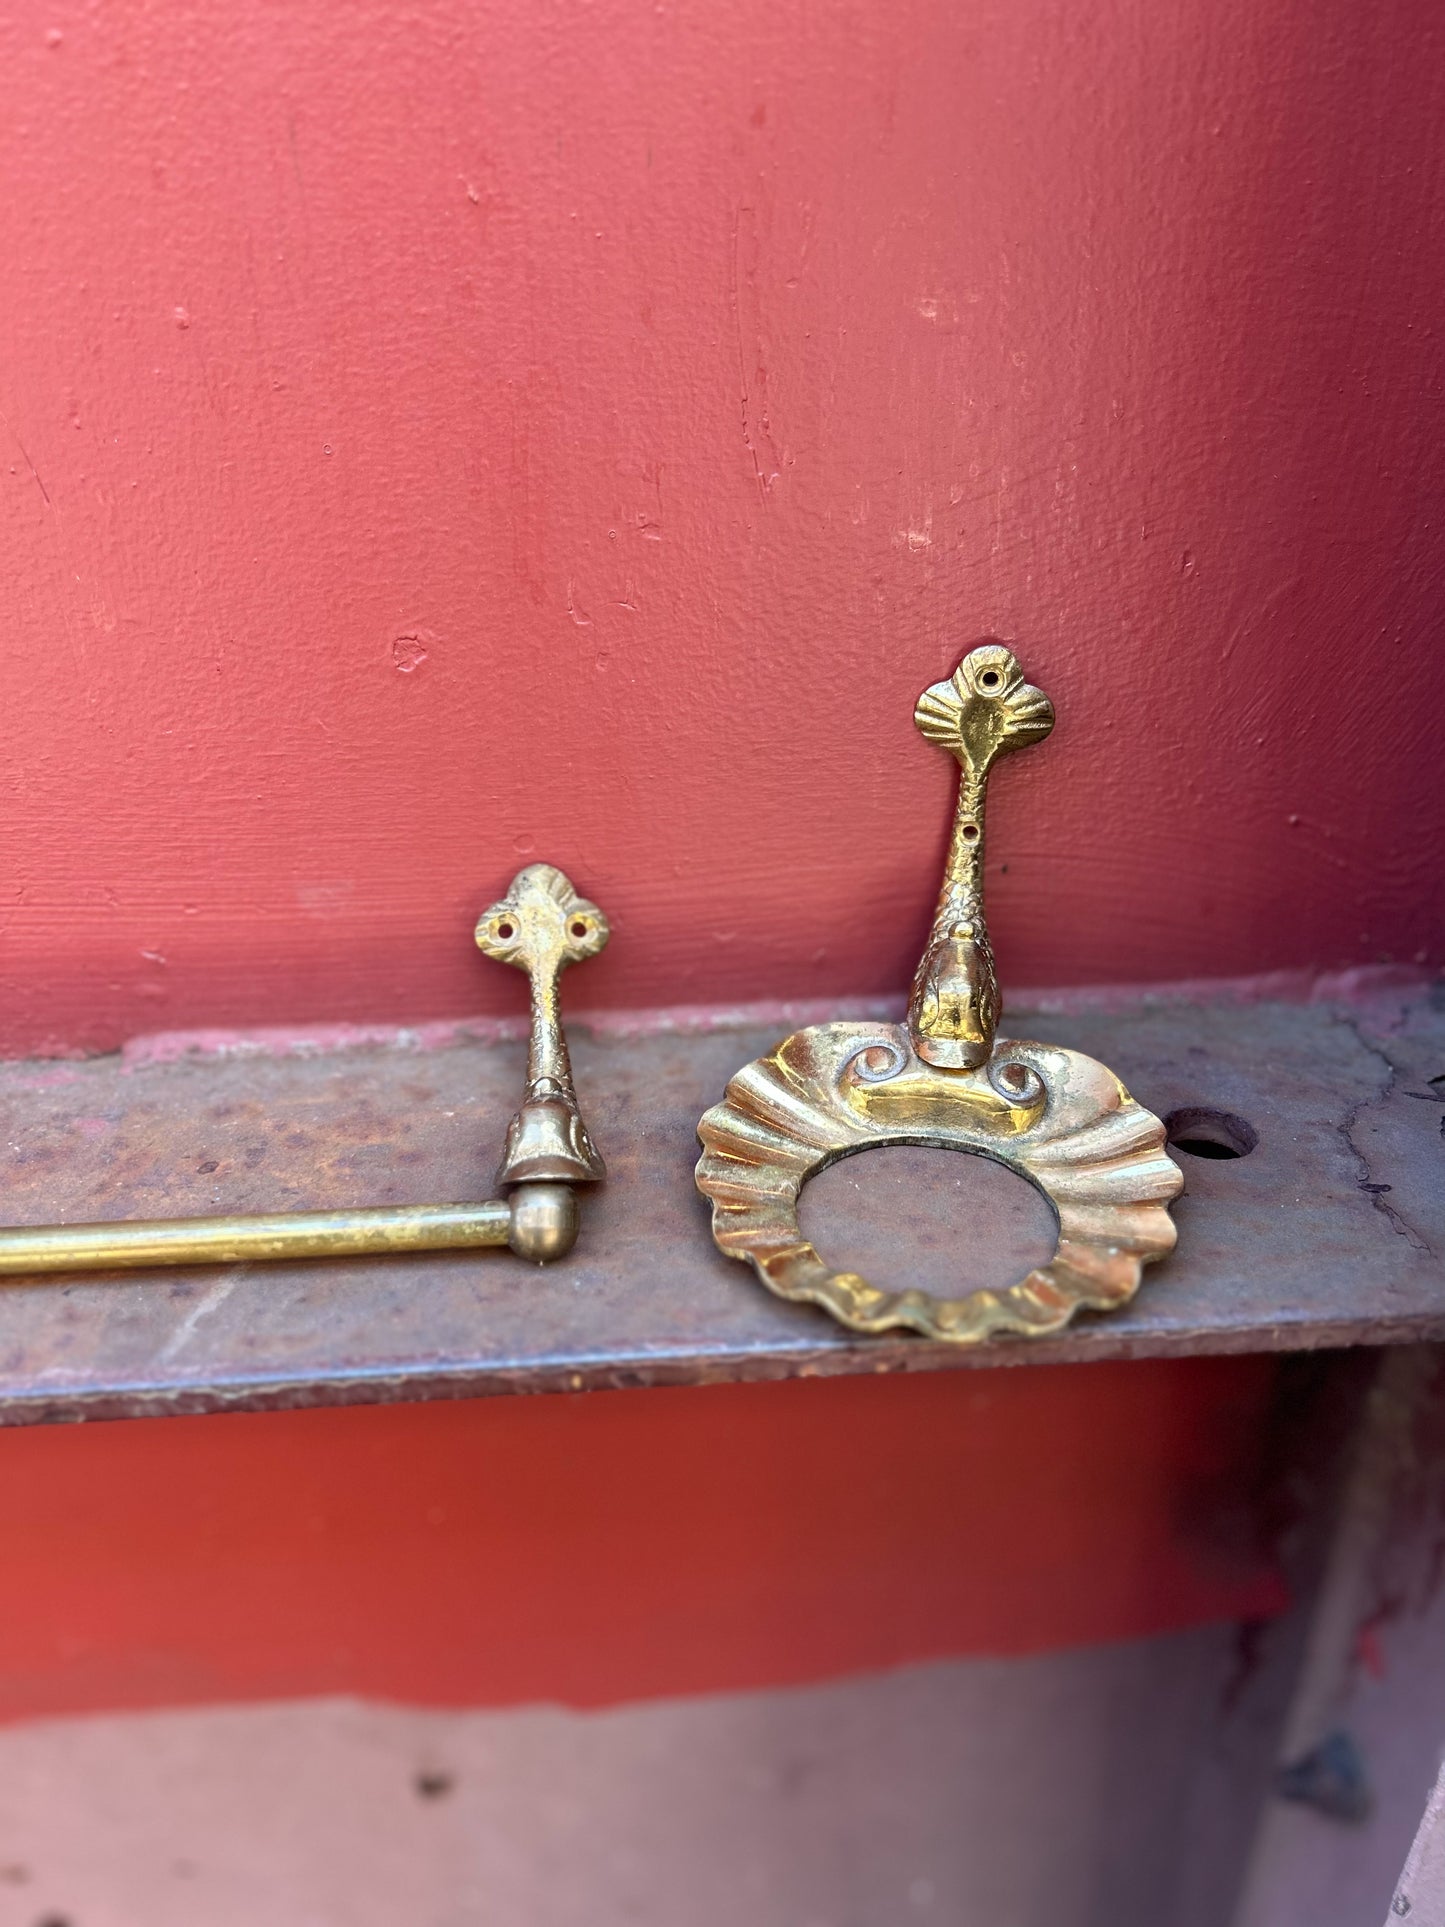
top-left (0, 409), bottom-right (53, 509)
top-left (730, 205), bottom-right (783, 499)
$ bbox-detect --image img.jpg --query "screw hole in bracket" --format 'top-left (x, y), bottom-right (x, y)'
top-left (1164, 1107), bottom-right (1258, 1161)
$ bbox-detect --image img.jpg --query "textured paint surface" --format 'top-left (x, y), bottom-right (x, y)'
top-left (0, 0), bottom-right (1441, 1055)
top-left (0, 1637), bottom-right (1263, 1927)
top-left (0, 1362), bottom-right (1285, 1722)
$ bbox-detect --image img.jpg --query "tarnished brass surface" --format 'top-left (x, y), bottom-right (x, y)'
top-left (696, 645), bottom-right (1183, 1343)
top-left (0, 1202), bottom-right (512, 1275)
top-left (476, 864), bottom-right (608, 1187)
top-left (504, 1182), bottom-right (582, 1265)
top-left (0, 863), bottom-right (607, 1277)
top-left (911, 644), bottom-right (1053, 1070)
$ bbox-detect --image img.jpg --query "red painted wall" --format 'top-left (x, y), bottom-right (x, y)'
top-left (0, 1363), bottom-right (1286, 1723)
top-left (0, 0), bottom-right (1441, 1056)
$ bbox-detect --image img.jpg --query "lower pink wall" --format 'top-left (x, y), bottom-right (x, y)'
top-left (0, 0), bottom-right (1440, 1056)
top-left (0, 1363), bottom-right (1286, 1722)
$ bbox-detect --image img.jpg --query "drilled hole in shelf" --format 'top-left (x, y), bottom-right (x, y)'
top-left (1165, 1107), bottom-right (1258, 1160)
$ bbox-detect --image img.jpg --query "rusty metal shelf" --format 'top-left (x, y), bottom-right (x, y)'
top-left (0, 989), bottom-right (1439, 1425)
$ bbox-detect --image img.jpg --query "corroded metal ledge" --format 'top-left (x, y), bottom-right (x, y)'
top-left (0, 988), bottom-right (1438, 1425)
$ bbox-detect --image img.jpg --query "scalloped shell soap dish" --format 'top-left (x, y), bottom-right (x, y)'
top-left (694, 644), bottom-right (1184, 1345)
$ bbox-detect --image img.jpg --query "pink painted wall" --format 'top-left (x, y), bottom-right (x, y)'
top-left (0, 0), bottom-right (1441, 1055)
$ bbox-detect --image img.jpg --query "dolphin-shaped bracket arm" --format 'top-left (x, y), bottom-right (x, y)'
top-left (909, 643), bottom-right (1054, 1068)
top-left (0, 863), bottom-right (608, 1277)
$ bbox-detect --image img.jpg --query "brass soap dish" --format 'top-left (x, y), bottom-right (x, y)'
top-left (695, 645), bottom-right (1183, 1344)
top-left (0, 863), bottom-right (607, 1277)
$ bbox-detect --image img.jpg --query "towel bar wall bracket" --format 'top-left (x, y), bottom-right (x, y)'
top-left (0, 862), bottom-right (608, 1278)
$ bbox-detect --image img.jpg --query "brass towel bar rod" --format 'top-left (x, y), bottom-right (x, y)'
top-left (0, 1199), bottom-right (515, 1275)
